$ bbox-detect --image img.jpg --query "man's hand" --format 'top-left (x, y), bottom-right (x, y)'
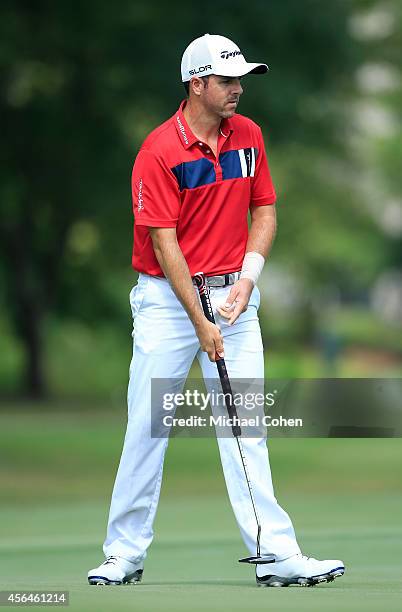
top-left (217, 278), bottom-right (254, 325)
top-left (195, 319), bottom-right (224, 362)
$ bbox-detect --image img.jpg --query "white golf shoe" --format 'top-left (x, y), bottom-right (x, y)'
top-left (88, 555), bottom-right (144, 585)
top-left (256, 553), bottom-right (345, 587)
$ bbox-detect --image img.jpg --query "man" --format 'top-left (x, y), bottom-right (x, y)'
top-left (88, 33), bottom-right (345, 587)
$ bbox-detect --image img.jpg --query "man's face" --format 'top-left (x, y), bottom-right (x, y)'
top-left (198, 75), bottom-right (243, 118)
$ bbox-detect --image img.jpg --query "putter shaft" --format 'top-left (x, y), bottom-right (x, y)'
top-left (193, 272), bottom-right (267, 563)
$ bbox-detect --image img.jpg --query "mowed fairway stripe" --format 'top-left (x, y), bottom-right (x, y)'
top-left (1, 527), bottom-right (402, 552)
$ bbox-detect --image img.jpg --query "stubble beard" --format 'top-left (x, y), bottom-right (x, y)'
top-left (219, 110), bottom-right (235, 119)
top-left (218, 101), bottom-right (239, 119)
top-left (202, 96), bottom-right (238, 120)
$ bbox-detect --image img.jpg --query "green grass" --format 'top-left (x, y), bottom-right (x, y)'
top-left (1, 495), bottom-right (401, 611)
top-left (0, 407), bottom-right (401, 611)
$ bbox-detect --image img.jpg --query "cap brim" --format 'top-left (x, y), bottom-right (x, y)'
top-left (214, 62), bottom-right (269, 78)
top-left (248, 63), bottom-right (269, 75)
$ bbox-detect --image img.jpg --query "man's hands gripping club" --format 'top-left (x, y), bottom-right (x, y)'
top-left (194, 318), bottom-right (225, 362)
top-left (149, 228), bottom-right (258, 361)
top-left (195, 278), bottom-right (254, 360)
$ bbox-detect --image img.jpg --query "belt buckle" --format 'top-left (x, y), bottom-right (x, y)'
top-left (207, 275), bottom-right (225, 287)
top-left (207, 272), bottom-right (239, 287)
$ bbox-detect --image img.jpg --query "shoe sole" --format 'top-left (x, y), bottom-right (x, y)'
top-left (88, 569), bottom-right (143, 586)
top-left (256, 567), bottom-right (345, 588)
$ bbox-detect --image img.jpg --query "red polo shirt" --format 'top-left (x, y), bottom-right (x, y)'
top-left (131, 100), bottom-right (276, 276)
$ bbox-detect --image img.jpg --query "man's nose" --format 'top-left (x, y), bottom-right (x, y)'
top-left (233, 79), bottom-right (243, 95)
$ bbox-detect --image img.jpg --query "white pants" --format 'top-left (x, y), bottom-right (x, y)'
top-left (103, 273), bottom-right (301, 563)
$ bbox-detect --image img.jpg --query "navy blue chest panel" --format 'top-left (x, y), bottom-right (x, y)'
top-left (171, 148), bottom-right (259, 191)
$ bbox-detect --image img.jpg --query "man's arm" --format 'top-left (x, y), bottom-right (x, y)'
top-left (246, 202), bottom-right (277, 258)
top-left (217, 204), bottom-right (277, 324)
top-left (149, 227), bottom-right (224, 361)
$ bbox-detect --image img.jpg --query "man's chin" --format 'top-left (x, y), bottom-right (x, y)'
top-left (220, 109), bottom-right (236, 119)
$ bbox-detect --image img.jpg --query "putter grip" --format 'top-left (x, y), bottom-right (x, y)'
top-left (215, 358), bottom-right (242, 437)
top-left (197, 285), bottom-right (241, 437)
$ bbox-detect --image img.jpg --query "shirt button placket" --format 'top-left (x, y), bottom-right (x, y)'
top-left (215, 159), bottom-right (222, 181)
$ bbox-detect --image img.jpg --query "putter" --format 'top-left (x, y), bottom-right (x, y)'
top-left (193, 272), bottom-right (275, 566)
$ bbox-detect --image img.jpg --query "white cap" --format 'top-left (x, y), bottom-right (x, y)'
top-left (181, 34), bottom-right (268, 82)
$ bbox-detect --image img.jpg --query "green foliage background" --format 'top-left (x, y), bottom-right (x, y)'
top-left (0, 1), bottom-right (401, 394)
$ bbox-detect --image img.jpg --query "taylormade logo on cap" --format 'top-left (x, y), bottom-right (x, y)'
top-left (220, 50), bottom-right (242, 60)
top-left (181, 33), bottom-right (268, 82)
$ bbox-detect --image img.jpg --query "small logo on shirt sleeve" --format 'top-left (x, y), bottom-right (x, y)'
top-left (137, 178), bottom-right (144, 212)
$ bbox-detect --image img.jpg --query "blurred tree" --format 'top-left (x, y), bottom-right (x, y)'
top-left (0, 0), bottom-right (399, 396)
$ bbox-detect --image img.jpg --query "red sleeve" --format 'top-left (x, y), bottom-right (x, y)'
top-left (250, 127), bottom-right (276, 206)
top-left (132, 149), bottom-right (181, 227)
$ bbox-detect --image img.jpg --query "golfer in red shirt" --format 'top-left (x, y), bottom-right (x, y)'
top-left (88, 33), bottom-right (345, 588)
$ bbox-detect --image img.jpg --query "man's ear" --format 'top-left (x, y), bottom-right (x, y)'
top-left (190, 77), bottom-right (204, 97)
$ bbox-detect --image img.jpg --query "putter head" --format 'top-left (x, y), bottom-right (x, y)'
top-left (239, 554), bottom-right (276, 565)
